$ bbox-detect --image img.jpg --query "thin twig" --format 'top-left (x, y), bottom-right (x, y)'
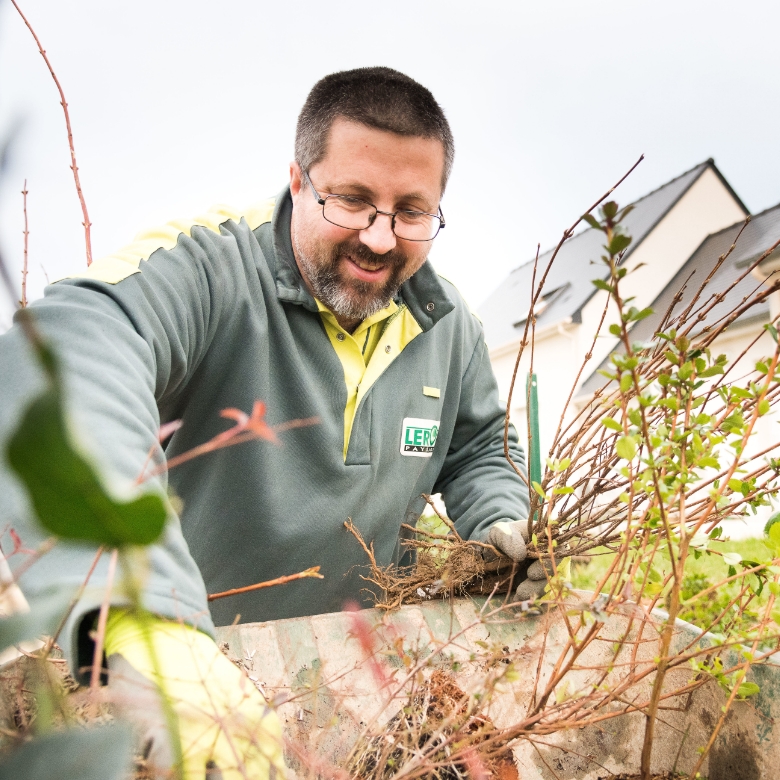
top-left (89, 548), bottom-right (118, 691)
top-left (20, 180), bottom-right (29, 307)
top-left (11, 1), bottom-right (92, 265)
top-left (207, 566), bottom-right (323, 601)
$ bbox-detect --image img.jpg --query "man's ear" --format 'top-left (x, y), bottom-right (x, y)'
top-left (289, 161), bottom-right (304, 197)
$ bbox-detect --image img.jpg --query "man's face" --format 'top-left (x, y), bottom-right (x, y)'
top-left (289, 117), bottom-right (445, 328)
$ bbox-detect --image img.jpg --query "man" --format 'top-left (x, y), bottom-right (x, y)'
top-left (0, 67), bottom-right (539, 779)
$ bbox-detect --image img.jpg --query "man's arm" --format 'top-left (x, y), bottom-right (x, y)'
top-left (434, 335), bottom-right (530, 542)
top-left (0, 221), bottom-right (245, 674)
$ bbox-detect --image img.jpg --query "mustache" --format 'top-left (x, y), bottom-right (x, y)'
top-left (334, 240), bottom-right (406, 268)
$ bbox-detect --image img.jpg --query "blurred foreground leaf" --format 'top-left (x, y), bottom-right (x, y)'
top-left (6, 314), bottom-right (166, 547)
top-left (0, 725), bottom-right (133, 780)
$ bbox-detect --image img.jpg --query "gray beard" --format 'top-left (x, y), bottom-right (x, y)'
top-left (293, 228), bottom-right (418, 321)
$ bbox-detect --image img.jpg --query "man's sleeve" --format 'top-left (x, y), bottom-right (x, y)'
top-left (0, 225), bottom-right (239, 678)
top-left (434, 335), bottom-right (530, 542)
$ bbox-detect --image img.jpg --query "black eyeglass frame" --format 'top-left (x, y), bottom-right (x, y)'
top-left (304, 171), bottom-right (445, 242)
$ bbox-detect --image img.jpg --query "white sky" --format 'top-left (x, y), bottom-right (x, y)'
top-left (2, 0), bottom-right (779, 329)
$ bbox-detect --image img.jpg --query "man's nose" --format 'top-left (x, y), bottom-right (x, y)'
top-left (359, 213), bottom-right (397, 255)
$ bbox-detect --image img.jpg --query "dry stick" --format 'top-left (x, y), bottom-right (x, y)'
top-left (528, 738), bottom-right (612, 774)
top-left (675, 218), bottom-right (751, 328)
top-left (0, 537), bottom-right (56, 596)
top-left (422, 493), bottom-right (463, 541)
top-left (689, 581), bottom-right (779, 779)
top-left (11, 0), bottom-right (92, 266)
top-left (547, 293), bottom-right (611, 462)
top-left (89, 548), bottom-right (118, 692)
top-left (142, 416), bottom-right (319, 480)
top-left (20, 180), bottom-right (29, 307)
top-left (502, 154), bottom-right (644, 476)
top-left (207, 566), bottom-right (323, 601)
top-left (685, 236), bottom-right (780, 344)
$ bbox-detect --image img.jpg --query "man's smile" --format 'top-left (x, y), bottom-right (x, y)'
top-left (342, 252), bottom-right (391, 282)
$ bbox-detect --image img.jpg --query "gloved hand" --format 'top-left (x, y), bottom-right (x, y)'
top-left (485, 520), bottom-right (529, 562)
top-left (483, 520), bottom-right (571, 603)
top-left (514, 555), bottom-right (573, 602)
top-left (104, 608), bottom-right (285, 780)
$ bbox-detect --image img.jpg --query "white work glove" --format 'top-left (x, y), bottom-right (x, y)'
top-left (104, 608), bottom-right (285, 780)
top-left (514, 558), bottom-right (554, 601)
top-left (485, 520), bottom-right (529, 562)
top-left (484, 520), bottom-right (567, 602)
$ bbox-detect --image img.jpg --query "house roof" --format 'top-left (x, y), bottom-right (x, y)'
top-left (578, 202), bottom-right (780, 397)
top-left (478, 159), bottom-right (747, 350)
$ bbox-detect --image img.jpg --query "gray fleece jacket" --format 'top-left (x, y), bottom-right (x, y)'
top-left (0, 188), bottom-right (528, 673)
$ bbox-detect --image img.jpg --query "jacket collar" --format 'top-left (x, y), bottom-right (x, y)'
top-left (269, 186), bottom-right (455, 332)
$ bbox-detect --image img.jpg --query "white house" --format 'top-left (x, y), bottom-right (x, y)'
top-left (479, 160), bottom-right (780, 534)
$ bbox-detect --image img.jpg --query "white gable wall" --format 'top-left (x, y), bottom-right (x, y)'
top-left (488, 166), bottom-right (748, 463)
top-left (578, 167), bottom-right (749, 378)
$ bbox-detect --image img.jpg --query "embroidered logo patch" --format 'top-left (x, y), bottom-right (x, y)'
top-left (400, 418), bottom-right (440, 457)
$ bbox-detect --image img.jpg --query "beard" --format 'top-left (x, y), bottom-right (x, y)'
top-left (293, 227), bottom-right (424, 321)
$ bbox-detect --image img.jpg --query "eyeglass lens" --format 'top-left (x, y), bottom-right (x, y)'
top-left (322, 196), bottom-right (441, 241)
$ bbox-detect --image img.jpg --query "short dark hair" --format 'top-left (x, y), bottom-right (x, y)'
top-left (295, 67), bottom-right (454, 193)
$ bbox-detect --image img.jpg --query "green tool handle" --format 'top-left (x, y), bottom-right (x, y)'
top-left (526, 372), bottom-right (541, 486)
top-left (526, 372), bottom-right (541, 525)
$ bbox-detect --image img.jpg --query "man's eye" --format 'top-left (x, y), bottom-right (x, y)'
top-left (396, 210), bottom-right (428, 224)
top-left (336, 196), bottom-right (370, 212)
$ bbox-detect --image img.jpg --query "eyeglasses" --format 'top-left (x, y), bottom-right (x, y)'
top-left (304, 172), bottom-right (445, 242)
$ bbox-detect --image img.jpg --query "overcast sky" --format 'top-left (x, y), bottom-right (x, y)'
top-left (1, 0), bottom-right (779, 328)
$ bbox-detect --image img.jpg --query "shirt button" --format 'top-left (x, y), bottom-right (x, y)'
top-left (337, 333), bottom-right (346, 341)
top-left (426, 302), bottom-right (435, 312)
top-left (385, 345), bottom-right (391, 353)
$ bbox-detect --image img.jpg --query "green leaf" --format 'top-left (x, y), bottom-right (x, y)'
top-left (553, 486), bottom-right (574, 495)
top-left (764, 511), bottom-right (780, 537)
top-left (765, 323), bottom-right (779, 343)
top-left (607, 233), bottom-right (632, 256)
top-left (602, 417), bottom-right (622, 432)
top-left (582, 213), bottom-right (601, 230)
top-left (698, 365), bottom-right (724, 378)
top-left (591, 278), bottom-right (614, 292)
top-left (728, 478), bottom-right (743, 493)
top-left (0, 587), bottom-right (75, 652)
top-left (698, 456), bottom-right (720, 469)
top-left (532, 481), bottom-right (547, 499)
top-left (678, 362), bottom-right (694, 381)
top-left (616, 436), bottom-right (637, 460)
top-left (620, 372), bottom-right (633, 393)
top-left (6, 334), bottom-right (167, 548)
top-left (609, 323), bottom-right (623, 337)
top-left (767, 521), bottom-right (780, 553)
top-left (722, 552), bottom-right (742, 567)
top-left (0, 725), bottom-right (133, 780)
top-left (632, 307), bottom-right (654, 322)
top-left (758, 398), bottom-right (770, 416)
top-left (736, 681), bottom-right (760, 699)
top-left (600, 201), bottom-right (618, 220)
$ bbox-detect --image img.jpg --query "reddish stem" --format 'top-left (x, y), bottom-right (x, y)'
top-left (12, 1), bottom-right (93, 266)
top-left (21, 180), bottom-right (29, 307)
